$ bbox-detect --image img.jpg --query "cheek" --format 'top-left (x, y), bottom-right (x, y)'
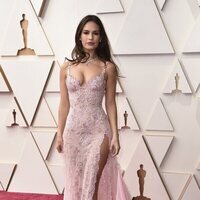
top-left (80, 34), bottom-right (86, 41)
top-left (95, 35), bottom-right (101, 41)
top-left (94, 37), bottom-right (100, 45)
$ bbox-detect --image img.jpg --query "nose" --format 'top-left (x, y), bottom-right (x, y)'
top-left (88, 33), bottom-right (93, 40)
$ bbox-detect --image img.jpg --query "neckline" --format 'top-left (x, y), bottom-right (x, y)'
top-left (67, 70), bottom-right (105, 87)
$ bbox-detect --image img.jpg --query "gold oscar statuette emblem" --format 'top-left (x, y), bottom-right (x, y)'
top-left (11, 109), bottom-right (19, 126)
top-left (17, 13), bottom-right (36, 55)
top-left (172, 73), bottom-right (181, 93)
top-left (132, 164), bottom-right (151, 200)
top-left (121, 110), bottom-right (130, 130)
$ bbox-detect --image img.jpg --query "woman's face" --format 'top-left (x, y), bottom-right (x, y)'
top-left (80, 21), bottom-right (101, 53)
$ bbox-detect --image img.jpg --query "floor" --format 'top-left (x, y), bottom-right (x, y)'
top-left (0, 191), bottom-right (63, 200)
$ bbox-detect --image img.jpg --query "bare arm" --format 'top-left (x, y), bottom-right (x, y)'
top-left (56, 61), bottom-right (70, 152)
top-left (105, 62), bottom-right (118, 137)
top-left (105, 62), bottom-right (120, 156)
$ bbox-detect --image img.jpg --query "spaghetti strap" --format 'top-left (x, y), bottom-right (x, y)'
top-left (103, 61), bottom-right (109, 71)
top-left (102, 61), bottom-right (109, 79)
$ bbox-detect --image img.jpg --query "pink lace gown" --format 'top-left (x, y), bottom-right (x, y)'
top-left (62, 64), bottom-right (131, 200)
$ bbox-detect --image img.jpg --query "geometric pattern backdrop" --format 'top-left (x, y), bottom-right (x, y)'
top-left (0, 0), bottom-right (200, 199)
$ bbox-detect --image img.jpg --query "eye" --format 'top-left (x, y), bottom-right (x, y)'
top-left (83, 31), bottom-right (89, 34)
top-left (93, 32), bottom-right (99, 35)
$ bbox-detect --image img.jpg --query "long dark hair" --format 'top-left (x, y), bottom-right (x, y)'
top-left (66, 15), bottom-right (117, 68)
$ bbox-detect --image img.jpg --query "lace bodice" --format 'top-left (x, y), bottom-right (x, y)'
top-left (66, 69), bottom-right (106, 108)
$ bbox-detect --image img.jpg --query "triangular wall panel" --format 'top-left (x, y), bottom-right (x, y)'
top-left (32, 98), bottom-right (57, 128)
top-left (0, 163), bottom-right (16, 191)
top-left (163, 61), bottom-right (192, 94)
top-left (5, 98), bottom-right (27, 127)
top-left (1, 0), bottom-right (53, 56)
top-left (162, 172), bottom-right (191, 200)
top-left (114, 0), bottom-right (174, 54)
top-left (124, 136), bottom-right (170, 199)
top-left (144, 135), bottom-right (174, 166)
top-left (48, 165), bottom-right (65, 194)
top-left (145, 98), bottom-right (174, 131)
top-left (117, 131), bottom-right (141, 171)
top-left (96, 0), bottom-right (124, 14)
top-left (32, 131), bottom-right (56, 160)
top-left (8, 132), bottom-right (58, 194)
top-left (1, 60), bottom-right (54, 125)
top-left (45, 135), bottom-right (65, 165)
top-left (116, 94), bottom-right (140, 130)
top-left (181, 176), bottom-right (200, 200)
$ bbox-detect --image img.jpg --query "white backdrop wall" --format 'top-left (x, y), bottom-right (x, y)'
top-left (0, 0), bottom-right (200, 199)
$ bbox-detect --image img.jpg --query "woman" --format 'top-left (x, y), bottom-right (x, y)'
top-left (56, 15), bottom-right (130, 200)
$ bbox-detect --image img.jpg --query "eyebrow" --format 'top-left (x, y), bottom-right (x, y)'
top-left (82, 29), bottom-right (99, 32)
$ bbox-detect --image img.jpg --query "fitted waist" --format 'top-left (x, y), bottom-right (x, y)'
top-left (66, 106), bottom-right (107, 131)
top-left (69, 105), bottom-right (104, 114)
top-left (68, 91), bottom-right (104, 108)
top-left (70, 103), bottom-right (103, 109)
top-left (68, 106), bottom-right (107, 122)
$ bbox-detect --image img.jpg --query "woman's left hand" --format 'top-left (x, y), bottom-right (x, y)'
top-left (110, 136), bottom-right (120, 157)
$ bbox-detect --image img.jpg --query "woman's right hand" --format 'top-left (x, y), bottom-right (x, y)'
top-left (56, 135), bottom-right (64, 153)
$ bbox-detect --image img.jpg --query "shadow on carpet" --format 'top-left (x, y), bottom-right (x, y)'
top-left (0, 191), bottom-right (63, 200)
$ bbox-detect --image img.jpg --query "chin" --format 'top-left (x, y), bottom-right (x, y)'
top-left (84, 47), bottom-right (97, 51)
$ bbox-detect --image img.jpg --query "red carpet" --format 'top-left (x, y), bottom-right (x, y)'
top-left (0, 191), bottom-right (63, 200)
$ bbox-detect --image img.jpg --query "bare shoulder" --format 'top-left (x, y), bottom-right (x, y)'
top-left (60, 61), bottom-right (70, 70)
top-left (60, 61), bottom-right (71, 77)
top-left (106, 61), bottom-right (117, 76)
